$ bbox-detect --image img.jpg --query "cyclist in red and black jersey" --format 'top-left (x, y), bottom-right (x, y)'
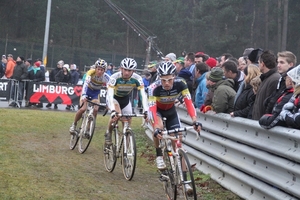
top-left (147, 61), bottom-right (202, 170)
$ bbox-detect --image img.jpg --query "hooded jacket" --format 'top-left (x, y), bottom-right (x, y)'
top-left (211, 79), bottom-right (236, 113)
top-left (233, 83), bottom-right (255, 118)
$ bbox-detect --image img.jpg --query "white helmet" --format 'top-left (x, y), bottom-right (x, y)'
top-left (95, 59), bottom-right (107, 69)
top-left (120, 58), bottom-right (137, 70)
top-left (158, 61), bottom-right (176, 76)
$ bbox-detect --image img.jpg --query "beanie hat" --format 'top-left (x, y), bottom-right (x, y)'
top-left (243, 48), bottom-right (254, 58)
top-left (208, 67), bottom-right (224, 82)
top-left (248, 48), bottom-right (263, 64)
top-left (34, 61), bottom-right (40, 67)
top-left (206, 57), bottom-right (217, 68)
top-left (63, 64), bottom-right (70, 70)
top-left (26, 58), bottom-right (32, 64)
top-left (162, 53), bottom-right (176, 62)
top-left (287, 65), bottom-right (300, 84)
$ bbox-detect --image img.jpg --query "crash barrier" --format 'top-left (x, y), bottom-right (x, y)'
top-left (144, 106), bottom-right (300, 200)
top-left (0, 79), bottom-right (107, 106)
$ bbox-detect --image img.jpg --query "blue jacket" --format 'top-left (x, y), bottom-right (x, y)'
top-left (195, 72), bottom-right (208, 108)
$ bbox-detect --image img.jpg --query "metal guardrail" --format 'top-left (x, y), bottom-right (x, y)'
top-left (144, 105), bottom-right (300, 200)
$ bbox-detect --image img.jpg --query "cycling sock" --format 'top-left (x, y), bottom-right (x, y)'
top-left (156, 148), bottom-right (163, 156)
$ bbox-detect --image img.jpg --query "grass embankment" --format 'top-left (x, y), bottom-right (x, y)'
top-left (0, 108), bottom-right (242, 200)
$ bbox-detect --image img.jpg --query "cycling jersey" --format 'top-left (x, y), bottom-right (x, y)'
top-left (106, 71), bottom-right (148, 111)
top-left (148, 77), bottom-right (196, 126)
top-left (82, 69), bottom-right (110, 97)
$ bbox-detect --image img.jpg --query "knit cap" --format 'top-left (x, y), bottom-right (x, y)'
top-left (208, 67), bottom-right (224, 82)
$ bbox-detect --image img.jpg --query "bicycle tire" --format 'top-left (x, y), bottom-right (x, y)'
top-left (177, 149), bottom-right (197, 200)
top-left (121, 129), bottom-right (137, 181)
top-left (162, 147), bottom-right (177, 200)
top-left (103, 127), bottom-right (117, 172)
top-left (78, 115), bottom-right (96, 154)
top-left (69, 117), bottom-right (82, 150)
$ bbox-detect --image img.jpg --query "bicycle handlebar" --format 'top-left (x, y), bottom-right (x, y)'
top-left (161, 126), bottom-right (201, 141)
top-left (115, 113), bottom-right (146, 118)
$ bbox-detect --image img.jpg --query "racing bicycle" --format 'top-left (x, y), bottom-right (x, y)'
top-left (103, 113), bottom-right (146, 181)
top-left (159, 118), bottom-right (201, 200)
top-left (69, 99), bottom-right (106, 153)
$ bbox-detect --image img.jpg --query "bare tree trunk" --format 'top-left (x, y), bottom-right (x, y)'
top-left (281, 0), bottom-right (288, 50)
top-left (265, 0), bottom-right (269, 49)
top-left (250, 0), bottom-right (256, 46)
top-left (277, 0), bottom-right (282, 51)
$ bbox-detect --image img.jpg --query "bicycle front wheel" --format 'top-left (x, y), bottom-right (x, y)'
top-left (69, 118), bottom-right (82, 150)
top-left (177, 149), bottom-right (197, 200)
top-left (162, 147), bottom-right (177, 200)
top-left (121, 129), bottom-right (136, 181)
top-left (103, 128), bottom-right (117, 172)
top-left (78, 115), bottom-right (95, 154)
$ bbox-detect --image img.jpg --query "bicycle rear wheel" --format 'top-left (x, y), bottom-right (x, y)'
top-left (121, 129), bottom-right (136, 181)
top-left (103, 128), bottom-right (117, 172)
top-left (161, 147), bottom-right (177, 200)
top-left (78, 115), bottom-right (95, 154)
top-left (177, 149), bottom-right (197, 200)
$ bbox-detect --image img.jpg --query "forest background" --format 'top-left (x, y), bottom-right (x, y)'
top-left (0, 0), bottom-right (298, 71)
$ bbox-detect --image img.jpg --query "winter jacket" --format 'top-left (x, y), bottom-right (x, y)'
top-left (211, 79), bottom-right (236, 113)
top-left (233, 83), bottom-right (255, 119)
top-left (195, 72), bottom-right (208, 108)
top-left (70, 69), bottom-right (79, 85)
top-left (252, 68), bottom-right (281, 120)
top-left (11, 62), bottom-right (28, 81)
top-left (233, 70), bottom-right (245, 92)
top-left (28, 68), bottom-right (45, 82)
top-left (5, 59), bottom-right (16, 78)
top-left (178, 68), bottom-right (193, 95)
top-left (259, 87), bottom-right (294, 129)
top-left (55, 70), bottom-right (72, 83)
top-left (49, 67), bottom-right (61, 82)
top-left (281, 94), bottom-right (300, 129)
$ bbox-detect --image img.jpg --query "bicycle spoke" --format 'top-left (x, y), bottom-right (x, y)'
top-left (177, 149), bottom-right (197, 200)
top-left (103, 128), bottom-right (117, 172)
top-left (78, 115), bottom-right (95, 154)
top-left (161, 146), bottom-right (177, 200)
top-left (122, 130), bottom-right (136, 181)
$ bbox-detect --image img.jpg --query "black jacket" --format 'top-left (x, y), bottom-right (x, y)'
top-left (11, 63), bottom-right (28, 81)
top-left (233, 83), bottom-right (255, 119)
top-left (49, 67), bottom-right (61, 82)
top-left (28, 68), bottom-right (45, 82)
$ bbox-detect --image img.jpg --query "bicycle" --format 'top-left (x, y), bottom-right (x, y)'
top-left (103, 113), bottom-right (146, 181)
top-left (159, 118), bottom-right (201, 200)
top-left (69, 99), bottom-right (106, 153)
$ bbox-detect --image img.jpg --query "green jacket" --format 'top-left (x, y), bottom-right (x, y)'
top-left (211, 79), bottom-right (236, 113)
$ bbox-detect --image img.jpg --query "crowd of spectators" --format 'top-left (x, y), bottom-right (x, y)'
top-left (1, 48), bottom-right (300, 130)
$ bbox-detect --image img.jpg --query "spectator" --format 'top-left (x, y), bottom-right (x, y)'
top-left (265, 51), bottom-right (297, 114)
top-left (174, 57), bottom-right (193, 94)
top-left (248, 48), bottom-right (263, 65)
top-left (252, 50), bottom-right (281, 120)
top-left (259, 69), bottom-right (294, 129)
top-left (238, 57), bottom-right (247, 71)
top-left (148, 61), bottom-right (158, 84)
top-left (26, 61), bottom-right (45, 108)
top-left (55, 64), bottom-right (72, 110)
top-left (106, 63), bottom-right (114, 76)
top-left (70, 64), bottom-right (79, 85)
top-left (242, 47), bottom-right (254, 65)
top-left (205, 57), bottom-right (217, 69)
top-left (184, 52), bottom-right (195, 78)
top-left (230, 64), bottom-right (261, 118)
top-left (36, 58), bottom-right (45, 73)
top-left (162, 53), bottom-right (176, 62)
top-left (222, 60), bottom-right (245, 92)
top-left (279, 65), bottom-right (300, 129)
top-left (46, 60), bottom-right (63, 109)
top-left (25, 58), bottom-right (34, 72)
top-left (5, 54), bottom-right (16, 79)
top-left (9, 56), bottom-right (28, 107)
top-left (195, 52), bottom-right (209, 64)
top-left (206, 67), bottom-right (236, 113)
top-left (1, 55), bottom-right (7, 78)
top-left (194, 62), bottom-right (209, 108)
top-left (219, 53), bottom-right (233, 66)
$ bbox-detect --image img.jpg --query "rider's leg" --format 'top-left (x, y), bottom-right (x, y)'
top-left (70, 100), bottom-right (87, 134)
top-left (152, 115), bottom-right (166, 169)
top-left (105, 100), bottom-right (121, 144)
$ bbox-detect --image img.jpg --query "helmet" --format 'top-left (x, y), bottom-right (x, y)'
top-left (120, 58), bottom-right (137, 70)
top-left (158, 61), bottom-right (176, 76)
top-left (95, 59), bottom-right (107, 69)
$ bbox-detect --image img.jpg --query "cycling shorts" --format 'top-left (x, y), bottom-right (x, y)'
top-left (157, 106), bottom-right (181, 131)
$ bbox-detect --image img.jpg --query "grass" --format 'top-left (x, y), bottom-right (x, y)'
top-left (0, 108), bottom-right (242, 200)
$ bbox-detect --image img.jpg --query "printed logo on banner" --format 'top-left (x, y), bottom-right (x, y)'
top-left (0, 79), bottom-right (11, 101)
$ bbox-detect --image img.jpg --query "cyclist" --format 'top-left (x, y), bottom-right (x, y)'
top-left (105, 58), bottom-right (148, 144)
top-left (147, 61), bottom-right (202, 169)
top-left (69, 59), bottom-right (110, 135)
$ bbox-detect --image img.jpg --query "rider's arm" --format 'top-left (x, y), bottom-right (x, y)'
top-left (148, 95), bottom-right (158, 126)
top-left (182, 88), bottom-right (197, 119)
top-left (137, 85), bottom-right (149, 111)
top-left (106, 77), bottom-right (116, 111)
top-left (81, 69), bottom-right (94, 97)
